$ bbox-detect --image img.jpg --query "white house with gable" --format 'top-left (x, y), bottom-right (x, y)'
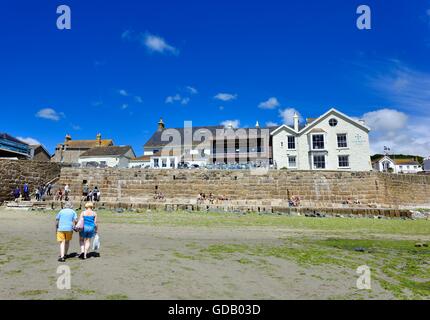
top-left (271, 108), bottom-right (371, 171)
top-left (372, 155), bottom-right (423, 174)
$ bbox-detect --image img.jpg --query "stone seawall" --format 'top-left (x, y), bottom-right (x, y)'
top-left (0, 160), bottom-right (61, 203)
top-left (58, 168), bottom-right (430, 208)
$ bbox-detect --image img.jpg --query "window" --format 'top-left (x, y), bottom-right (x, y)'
top-left (153, 158), bottom-right (159, 168)
top-left (312, 134), bottom-right (324, 150)
top-left (313, 155), bottom-right (326, 169)
top-left (287, 136), bottom-right (296, 149)
top-left (338, 155), bottom-right (349, 168)
top-left (288, 156), bottom-right (297, 168)
top-left (329, 118), bottom-right (338, 127)
top-left (337, 134), bottom-right (347, 148)
top-left (162, 159), bottom-right (167, 168)
top-left (280, 141), bottom-right (284, 147)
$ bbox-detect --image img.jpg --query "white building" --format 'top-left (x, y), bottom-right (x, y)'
top-left (129, 155), bottom-right (151, 168)
top-left (78, 146), bottom-right (135, 168)
top-left (372, 155), bottom-right (423, 174)
top-left (271, 108), bottom-right (371, 171)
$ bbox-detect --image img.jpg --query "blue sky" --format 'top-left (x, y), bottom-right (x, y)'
top-left (1, 0), bottom-right (430, 156)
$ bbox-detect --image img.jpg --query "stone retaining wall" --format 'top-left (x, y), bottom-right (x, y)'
top-left (58, 168), bottom-right (430, 208)
top-left (0, 160), bottom-right (61, 203)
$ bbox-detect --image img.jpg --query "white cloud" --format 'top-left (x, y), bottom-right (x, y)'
top-left (221, 120), bottom-right (240, 128)
top-left (186, 86), bottom-right (198, 95)
top-left (278, 108), bottom-right (301, 126)
top-left (165, 94), bottom-right (182, 104)
top-left (219, 106), bottom-right (224, 111)
top-left (214, 93), bottom-right (238, 102)
top-left (17, 137), bottom-right (41, 145)
top-left (166, 94), bottom-right (190, 105)
top-left (71, 124), bottom-right (81, 131)
top-left (265, 121), bottom-right (279, 127)
top-left (142, 33), bottom-right (178, 55)
top-left (258, 97), bottom-right (280, 110)
top-left (119, 89), bottom-right (128, 97)
top-left (361, 108), bottom-right (430, 156)
top-left (35, 108), bottom-right (64, 121)
top-left (362, 109), bottom-right (408, 132)
top-left (122, 30), bottom-right (179, 55)
top-left (367, 60), bottom-right (430, 114)
top-left (135, 96), bottom-right (143, 103)
top-left (121, 104), bottom-right (128, 110)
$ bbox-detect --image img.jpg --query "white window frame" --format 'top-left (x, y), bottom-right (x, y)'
top-left (312, 154), bottom-right (326, 170)
top-left (337, 133), bottom-right (348, 149)
top-left (287, 136), bottom-right (296, 150)
top-left (311, 133), bottom-right (325, 151)
top-left (287, 155), bottom-right (297, 168)
top-left (338, 155), bottom-right (350, 168)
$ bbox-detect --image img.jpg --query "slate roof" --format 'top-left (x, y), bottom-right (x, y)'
top-left (130, 155), bottom-right (152, 161)
top-left (80, 146), bottom-right (133, 157)
top-left (61, 139), bottom-right (113, 149)
top-left (144, 126), bottom-right (277, 148)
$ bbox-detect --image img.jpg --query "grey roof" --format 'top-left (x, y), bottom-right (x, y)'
top-left (80, 146), bottom-right (133, 157)
top-left (144, 126), bottom-right (278, 148)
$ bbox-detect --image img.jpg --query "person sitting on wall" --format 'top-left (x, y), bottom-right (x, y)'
top-left (55, 189), bottom-right (63, 202)
top-left (342, 198), bottom-right (353, 205)
top-left (153, 191), bottom-right (165, 201)
top-left (208, 193), bottom-right (215, 204)
top-left (289, 195), bottom-right (301, 207)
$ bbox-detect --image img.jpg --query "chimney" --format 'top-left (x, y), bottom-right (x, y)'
top-left (96, 133), bottom-right (102, 146)
top-left (157, 118), bottom-right (165, 131)
top-left (65, 134), bottom-right (72, 143)
top-left (293, 113), bottom-right (299, 131)
top-left (255, 121), bottom-right (260, 128)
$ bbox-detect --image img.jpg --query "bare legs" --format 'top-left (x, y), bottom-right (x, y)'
top-left (59, 240), bottom-right (70, 258)
top-left (79, 237), bottom-right (91, 259)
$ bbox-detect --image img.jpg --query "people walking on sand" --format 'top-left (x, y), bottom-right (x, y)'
top-left (23, 183), bottom-right (29, 201)
top-left (78, 202), bottom-right (98, 260)
top-left (13, 186), bottom-right (20, 201)
top-left (55, 202), bottom-right (78, 262)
